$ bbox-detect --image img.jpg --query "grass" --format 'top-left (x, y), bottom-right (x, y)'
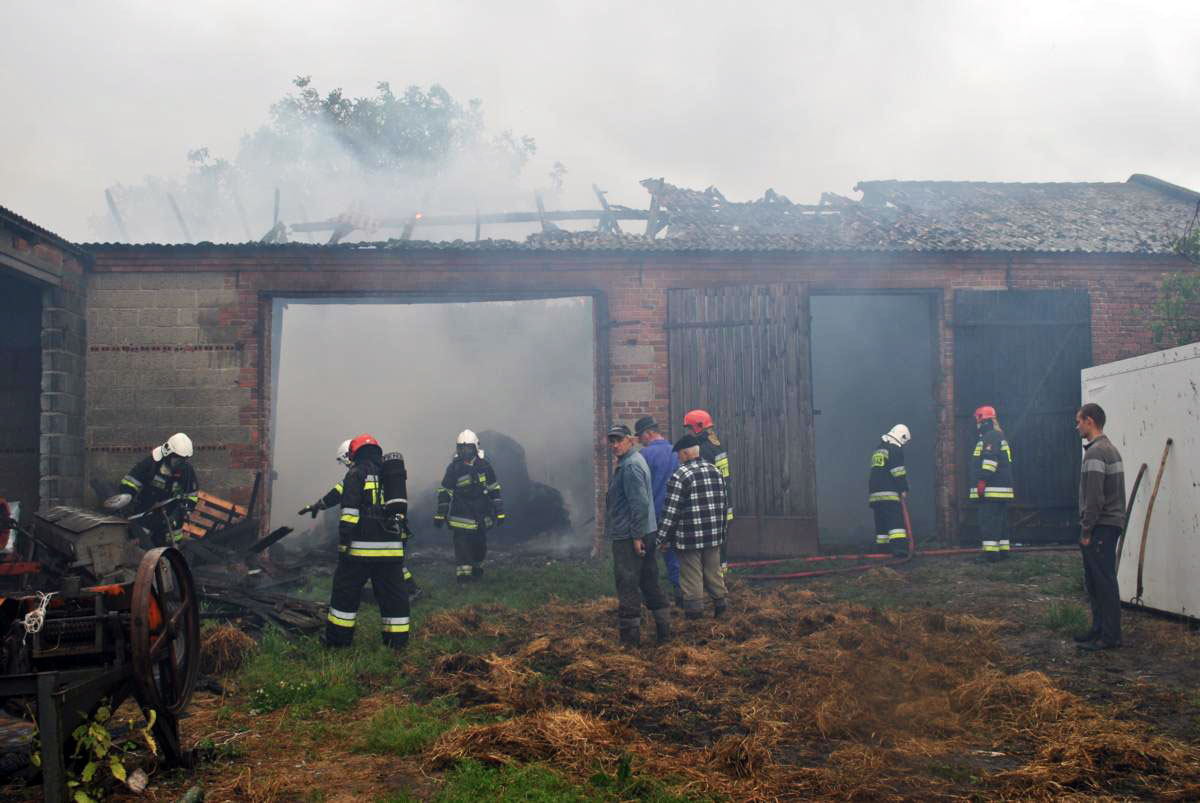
top-left (1040, 600), bottom-right (1089, 633)
top-left (360, 697), bottom-right (466, 756)
top-left (235, 556), bottom-right (613, 717)
top-left (434, 757), bottom-right (700, 803)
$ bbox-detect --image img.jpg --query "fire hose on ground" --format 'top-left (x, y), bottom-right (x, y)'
top-left (727, 497), bottom-right (1079, 581)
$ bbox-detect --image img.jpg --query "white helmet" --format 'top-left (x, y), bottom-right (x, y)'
top-left (336, 439), bottom-right (353, 467)
top-left (456, 429), bottom-right (480, 447)
top-left (882, 424), bottom-right (911, 447)
top-left (153, 432), bottom-right (194, 462)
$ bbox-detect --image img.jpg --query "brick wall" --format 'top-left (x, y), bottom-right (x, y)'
top-left (85, 247), bottom-right (1193, 543)
top-left (40, 252), bottom-right (88, 508)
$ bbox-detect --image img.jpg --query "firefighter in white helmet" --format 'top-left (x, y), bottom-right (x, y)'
top-left (300, 438), bottom-right (422, 601)
top-left (434, 429), bottom-right (505, 582)
top-left (117, 432), bottom-right (199, 544)
top-left (868, 424), bottom-right (911, 557)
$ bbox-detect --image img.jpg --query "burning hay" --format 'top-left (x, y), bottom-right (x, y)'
top-left (412, 587), bottom-right (1200, 800)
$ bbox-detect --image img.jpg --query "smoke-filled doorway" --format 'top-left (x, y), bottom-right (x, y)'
top-left (811, 294), bottom-right (937, 547)
top-left (268, 296), bottom-right (596, 560)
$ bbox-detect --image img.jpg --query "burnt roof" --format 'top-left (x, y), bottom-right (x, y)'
top-left (643, 174), bottom-right (1200, 254)
top-left (80, 173), bottom-right (1200, 256)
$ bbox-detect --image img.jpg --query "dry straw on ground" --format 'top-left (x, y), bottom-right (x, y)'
top-left (419, 587), bottom-right (1200, 801)
top-left (200, 625), bottom-right (257, 676)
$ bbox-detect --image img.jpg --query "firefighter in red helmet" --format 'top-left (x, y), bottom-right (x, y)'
top-left (324, 434), bottom-right (411, 650)
top-left (683, 410), bottom-right (733, 573)
top-left (970, 406), bottom-right (1014, 560)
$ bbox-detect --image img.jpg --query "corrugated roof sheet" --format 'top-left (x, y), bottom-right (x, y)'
top-left (0, 204), bottom-right (89, 257)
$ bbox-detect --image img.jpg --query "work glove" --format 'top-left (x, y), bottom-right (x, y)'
top-left (298, 504), bottom-right (319, 519)
top-left (976, 480), bottom-right (987, 500)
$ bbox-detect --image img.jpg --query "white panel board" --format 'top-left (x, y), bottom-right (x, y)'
top-left (1082, 342), bottom-right (1200, 618)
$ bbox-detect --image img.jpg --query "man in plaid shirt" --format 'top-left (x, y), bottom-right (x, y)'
top-left (657, 433), bottom-right (729, 619)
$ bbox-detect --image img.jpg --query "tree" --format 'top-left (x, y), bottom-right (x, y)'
top-left (97, 77), bottom-right (538, 243)
top-left (1150, 223), bottom-right (1200, 348)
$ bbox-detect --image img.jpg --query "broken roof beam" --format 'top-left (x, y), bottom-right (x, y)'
top-left (290, 208), bottom-right (651, 232)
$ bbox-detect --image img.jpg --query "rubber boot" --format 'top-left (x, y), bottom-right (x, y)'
top-left (713, 599), bottom-right (727, 619)
top-left (652, 608), bottom-right (671, 645)
top-left (618, 616), bottom-right (641, 647)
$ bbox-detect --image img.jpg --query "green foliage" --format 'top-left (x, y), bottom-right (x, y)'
top-left (360, 698), bottom-right (465, 756)
top-left (1040, 601), bottom-right (1089, 633)
top-left (1151, 270), bottom-right (1200, 348)
top-left (34, 705), bottom-right (158, 802)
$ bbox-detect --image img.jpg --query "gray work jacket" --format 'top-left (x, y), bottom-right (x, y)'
top-left (604, 448), bottom-right (656, 541)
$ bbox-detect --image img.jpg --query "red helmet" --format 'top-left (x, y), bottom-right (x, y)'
top-left (348, 434), bottom-right (380, 458)
top-left (683, 409), bottom-right (714, 435)
top-left (973, 406), bottom-right (997, 424)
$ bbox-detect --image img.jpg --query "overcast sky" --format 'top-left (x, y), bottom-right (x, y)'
top-left (2, 0), bottom-right (1197, 242)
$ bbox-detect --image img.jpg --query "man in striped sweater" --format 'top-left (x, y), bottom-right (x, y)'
top-left (1074, 403), bottom-right (1126, 652)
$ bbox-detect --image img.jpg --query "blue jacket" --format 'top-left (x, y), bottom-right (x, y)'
top-left (639, 437), bottom-right (679, 520)
top-left (604, 448), bottom-right (656, 541)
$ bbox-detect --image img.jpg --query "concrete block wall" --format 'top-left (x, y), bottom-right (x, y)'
top-left (40, 252), bottom-right (88, 508)
top-left (85, 270), bottom-right (256, 505)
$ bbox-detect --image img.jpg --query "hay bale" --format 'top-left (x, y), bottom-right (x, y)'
top-left (200, 625), bottom-right (256, 676)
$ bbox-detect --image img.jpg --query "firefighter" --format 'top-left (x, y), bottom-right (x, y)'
top-left (433, 430), bottom-right (505, 582)
top-left (324, 434), bottom-right (410, 650)
top-left (683, 410), bottom-right (733, 573)
top-left (970, 405), bottom-right (1014, 560)
top-left (868, 425), bottom-right (911, 557)
top-left (118, 432), bottom-right (199, 545)
top-left (300, 439), bottom-right (422, 601)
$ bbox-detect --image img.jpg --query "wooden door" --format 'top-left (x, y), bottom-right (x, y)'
top-left (667, 284), bottom-right (818, 557)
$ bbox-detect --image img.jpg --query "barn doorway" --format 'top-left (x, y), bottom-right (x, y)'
top-left (811, 293), bottom-right (938, 548)
top-left (268, 296), bottom-right (597, 556)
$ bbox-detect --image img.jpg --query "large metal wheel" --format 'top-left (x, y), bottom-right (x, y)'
top-left (131, 547), bottom-right (199, 715)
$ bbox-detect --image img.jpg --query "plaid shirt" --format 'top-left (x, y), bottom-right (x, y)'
top-left (657, 457), bottom-right (727, 550)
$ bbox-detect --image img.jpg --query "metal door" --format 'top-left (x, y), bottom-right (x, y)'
top-left (954, 289), bottom-right (1092, 543)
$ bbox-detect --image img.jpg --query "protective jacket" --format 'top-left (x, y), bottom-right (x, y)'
top-left (867, 440), bottom-right (908, 504)
top-left (435, 457), bottom-right (504, 531)
top-left (699, 431), bottom-right (733, 521)
top-left (338, 445), bottom-right (404, 562)
top-left (120, 456), bottom-right (199, 519)
top-left (969, 423), bottom-right (1014, 500)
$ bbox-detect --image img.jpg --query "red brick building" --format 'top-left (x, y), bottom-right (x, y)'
top-left (3, 174), bottom-right (1198, 556)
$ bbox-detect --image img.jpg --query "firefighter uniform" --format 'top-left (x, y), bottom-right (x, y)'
top-left (698, 433), bottom-right (733, 571)
top-left (307, 480), bottom-right (419, 597)
top-left (435, 455), bottom-right (505, 580)
top-left (970, 421), bottom-right (1014, 559)
top-left (868, 439), bottom-right (909, 556)
top-left (120, 454), bottom-right (199, 544)
top-left (325, 440), bottom-right (410, 649)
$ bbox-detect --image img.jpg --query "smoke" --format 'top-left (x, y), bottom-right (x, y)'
top-left (268, 296), bottom-right (596, 552)
top-left (90, 78), bottom-right (564, 245)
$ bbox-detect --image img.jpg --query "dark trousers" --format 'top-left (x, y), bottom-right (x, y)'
top-left (453, 528), bottom-right (488, 576)
top-left (978, 501), bottom-right (1010, 558)
top-left (1081, 524), bottom-right (1122, 645)
top-left (871, 501), bottom-right (908, 556)
top-left (325, 557), bottom-right (411, 649)
top-left (612, 535), bottom-right (668, 620)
